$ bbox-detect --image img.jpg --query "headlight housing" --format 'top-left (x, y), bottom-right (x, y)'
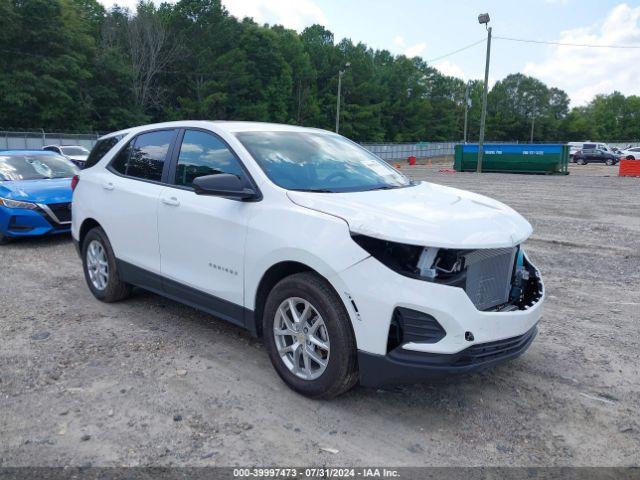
top-left (352, 234), bottom-right (542, 311)
top-left (0, 197), bottom-right (38, 210)
top-left (351, 234), bottom-right (466, 287)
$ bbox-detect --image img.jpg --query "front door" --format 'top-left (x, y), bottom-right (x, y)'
top-left (157, 129), bottom-right (256, 326)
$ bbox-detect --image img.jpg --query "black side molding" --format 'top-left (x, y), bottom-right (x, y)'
top-left (116, 259), bottom-right (257, 336)
top-left (72, 237), bottom-right (81, 258)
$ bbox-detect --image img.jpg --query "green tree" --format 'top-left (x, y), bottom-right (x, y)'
top-left (0, 0), bottom-right (96, 130)
top-left (1, 0), bottom-right (637, 142)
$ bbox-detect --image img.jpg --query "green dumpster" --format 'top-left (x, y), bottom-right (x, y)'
top-left (454, 144), bottom-right (569, 174)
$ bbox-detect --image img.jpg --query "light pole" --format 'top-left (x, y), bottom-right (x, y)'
top-left (477, 13), bottom-right (492, 173)
top-left (530, 98), bottom-right (536, 143)
top-left (335, 62), bottom-right (350, 133)
top-left (463, 80), bottom-right (472, 143)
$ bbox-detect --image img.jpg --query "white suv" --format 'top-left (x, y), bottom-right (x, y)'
top-left (72, 121), bottom-right (544, 398)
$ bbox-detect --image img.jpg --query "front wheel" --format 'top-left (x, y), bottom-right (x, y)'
top-left (82, 227), bottom-right (132, 302)
top-left (605, 158), bottom-right (614, 166)
top-left (0, 232), bottom-right (11, 245)
top-left (263, 272), bottom-right (358, 399)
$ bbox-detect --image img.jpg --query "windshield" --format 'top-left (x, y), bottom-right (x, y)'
top-left (60, 146), bottom-right (89, 156)
top-left (0, 154), bottom-right (79, 181)
top-left (235, 131), bottom-right (411, 192)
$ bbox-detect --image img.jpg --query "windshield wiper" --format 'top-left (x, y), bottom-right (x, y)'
top-left (291, 188), bottom-right (335, 193)
top-left (364, 185), bottom-right (399, 191)
top-left (366, 181), bottom-right (418, 191)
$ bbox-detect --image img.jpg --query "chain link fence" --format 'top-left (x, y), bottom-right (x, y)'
top-left (360, 142), bottom-right (457, 160)
top-left (2, 130), bottom-right (638, 161)
top-left (360, 141), bottom-right (523, 161)
top-left (0, 131), bottom-right (100, 150)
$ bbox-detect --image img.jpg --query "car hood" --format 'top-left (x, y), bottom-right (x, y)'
top-left (287, 181), bottom-right (532, 249)
top-left (0, 178), bottom-right (73, 204)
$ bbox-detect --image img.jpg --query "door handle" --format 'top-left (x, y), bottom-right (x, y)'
top-left (102, 181), bottom-right (114, 191)
top-left (162, 196), bottom-right (180, 207)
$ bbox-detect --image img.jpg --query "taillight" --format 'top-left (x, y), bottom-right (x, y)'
top-left (71, 175), bottom-right (79, 191)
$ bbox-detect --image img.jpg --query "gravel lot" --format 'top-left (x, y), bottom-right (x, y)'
top-left (1, 163), bottom-right (639, 467)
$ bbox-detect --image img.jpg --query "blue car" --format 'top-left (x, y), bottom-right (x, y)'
top-left (0, 150), bottom-right (78, 244)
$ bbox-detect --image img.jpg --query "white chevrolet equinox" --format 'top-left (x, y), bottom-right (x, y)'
top-left (72, 121), bottom-right (544, 398)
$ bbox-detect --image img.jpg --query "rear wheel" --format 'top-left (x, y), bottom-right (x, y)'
top-left (263, 272), bottom-right (358, 399)
top-left (82, 227), bottom-right (132, 302)
top-left (576, 157), bottom-right (586, 165)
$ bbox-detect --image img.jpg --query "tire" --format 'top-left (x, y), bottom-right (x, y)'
top-left (576, 157), bottom-right (586, 165)
top-left (0, 232), bottom-right (11, 245)
top-left (605, 158), bottom-right (614, 166)
top-left (81, 227), bottom-right (132, 302)
top-left (263, 272), bottom-right (358, 399)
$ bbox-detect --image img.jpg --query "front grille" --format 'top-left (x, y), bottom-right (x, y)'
top-left (464, 247), bottom-right (517, 310)
top-left (46, 202), bottom-right (72, 223)
top-left (454, 327), bottom-right (537, 366)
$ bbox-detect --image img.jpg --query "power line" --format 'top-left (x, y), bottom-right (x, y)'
top-left (494, 35), bottom-right (640, 49)
top-left (427, 38), bottom-right (486, 63)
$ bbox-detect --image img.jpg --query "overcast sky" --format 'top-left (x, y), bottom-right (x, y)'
top-left (95, 0), bottom-right (640, 106)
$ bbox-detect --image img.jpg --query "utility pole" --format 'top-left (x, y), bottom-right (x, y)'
top-left (463, 81), bottom-right (472, 143)
top-left (477, 13), bottom-right (491, 173)
top-left (530, 98), bottom-right (536, 143)
top-left (335, 62), bottom-right (350, 133)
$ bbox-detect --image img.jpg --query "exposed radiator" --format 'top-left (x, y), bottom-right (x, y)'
top-left (464, 247), bottom-right (517, 310)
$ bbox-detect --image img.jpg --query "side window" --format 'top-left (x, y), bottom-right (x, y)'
top-left (85, 136), bottom-right (122, 169)
top-left (110, 130), bottom-right (175, 182)
top-left (110, 141), bottom-right (132, 175)
top-left (173, 130), bottom-right (247, 188)
top-left (127, 130), bottom-right (175, 181)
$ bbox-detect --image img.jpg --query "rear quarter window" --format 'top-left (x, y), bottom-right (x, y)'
top-left (85, 136), bottom-right (123, 169)
top-left (108, 129), bottom-right (176, 182)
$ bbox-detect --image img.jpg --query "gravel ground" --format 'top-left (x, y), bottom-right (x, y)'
top-left (1, 163), bottom-right (639, 467)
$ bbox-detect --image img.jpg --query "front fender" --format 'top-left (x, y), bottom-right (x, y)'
top-left (243, 202), bottom-right (368, 312)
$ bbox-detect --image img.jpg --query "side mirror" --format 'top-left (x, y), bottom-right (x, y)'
top-left (192, 173), bottom-right (258, 200)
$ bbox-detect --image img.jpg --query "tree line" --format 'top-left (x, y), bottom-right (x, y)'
top-left (1, 0), bottom-right (639, 142)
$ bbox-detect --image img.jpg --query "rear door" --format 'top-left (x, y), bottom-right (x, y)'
top-left (593, 149), bottom-right (606, 162)
top-left (157, 128), bottom-right (258, 325)
top-left (95, 128), bottom-right (178, 280)
top-left (583, 149), bottom-right (596, 161)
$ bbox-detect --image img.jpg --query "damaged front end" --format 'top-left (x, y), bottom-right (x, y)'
top-left (352, 234), bottom-right (543, 312)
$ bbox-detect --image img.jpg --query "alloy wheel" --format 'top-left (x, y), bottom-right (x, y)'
top-left (86, 240), bottom-right (109, 290)
top-left (273, 297), bottom-right (330, 380)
